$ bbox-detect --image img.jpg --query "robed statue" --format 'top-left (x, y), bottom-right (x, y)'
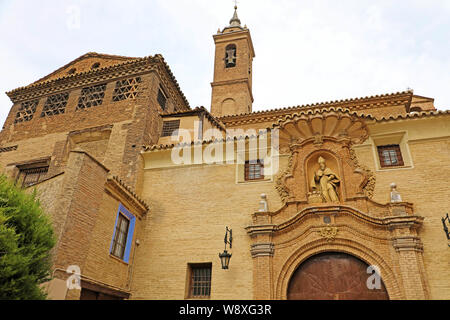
top-left (311, 157), bottom-right (340, 203)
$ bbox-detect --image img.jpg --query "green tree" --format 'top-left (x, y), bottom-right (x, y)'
top-left (0, 175), bottom-right (55, 300)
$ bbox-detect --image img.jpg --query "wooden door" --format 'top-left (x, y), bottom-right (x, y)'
top-left (287, 252), bottom-right (389, 300)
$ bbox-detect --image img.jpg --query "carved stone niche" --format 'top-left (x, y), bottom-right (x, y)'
top-left (274, 108), bottom-right (374, 204)
top-left (306, 152), bottom-right (341, 204)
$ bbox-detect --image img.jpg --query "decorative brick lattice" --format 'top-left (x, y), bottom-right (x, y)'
top-left (15, 100), bottom-right (39, 124)
top-left (41, 92), bottom-right (69, 117)
top-left (77, 83), bottom-right (107, 110)
top-left (112, 77), bottom-right (142, 102)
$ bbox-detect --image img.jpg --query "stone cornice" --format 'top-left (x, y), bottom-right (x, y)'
top-left (250, 243), bottom-right (275, 258)
top-left (211, 78), bottom-right (254, 103)
top-left (246, 205), bottom-right (423, 237)
top-left (392, 236), bottom-right (424, 252)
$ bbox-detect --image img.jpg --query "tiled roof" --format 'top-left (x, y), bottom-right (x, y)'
top-left (109, 175), bottom-right (150, 211)
top-left (6, 53), bottom-right (191, 109)
top-left (143, 133), bottom-right (262, 152)
top-left (143, 106), bottom-right (450, 152)
top-left (160, 106), bottom-right (226, 131)
top-left (219, 90), bottom-right (414, 125)
top-left (374, 109), bottom-right (450, 122)
top-left (30, 52), bottom-right (139, 85)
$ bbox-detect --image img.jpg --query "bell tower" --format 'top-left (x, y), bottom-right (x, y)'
top-left (210, 6), bottom-right (255, 117)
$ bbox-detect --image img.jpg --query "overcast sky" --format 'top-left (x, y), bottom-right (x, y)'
top-left (0, 0), bottom-right (449, 126)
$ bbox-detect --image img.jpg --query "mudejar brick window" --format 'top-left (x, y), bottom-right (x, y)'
top-left (112, 77), bottom-right (142, 102)
top-left (377, 145), bottom-right (404, 168)
top-left (41, 92), bottom-right (69, 117)
top-left (15, 99), bottom-right (39, 124)
top-left (77, 83), bottom-right (107, 110)
top-left (187, 264), bottom-right (212, 299)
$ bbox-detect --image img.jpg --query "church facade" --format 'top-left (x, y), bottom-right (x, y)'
top-left (1, 8), bottom-right (449, 300)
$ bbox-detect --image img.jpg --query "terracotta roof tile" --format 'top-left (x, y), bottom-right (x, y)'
top-left (219, 90), bottom-right (414, 124)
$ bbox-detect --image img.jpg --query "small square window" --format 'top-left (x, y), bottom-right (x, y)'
top-left (245, 160), bottom-right (264, 181)
top-left (161, 120), bottom-right (180, 137)
top-left (188, 264), bottom-right (212, 299)
top-left (377, 145), bottom-right (404, 168)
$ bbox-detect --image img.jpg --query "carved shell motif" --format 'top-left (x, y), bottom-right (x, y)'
top-left (274, 107), bottom-right (370, 150)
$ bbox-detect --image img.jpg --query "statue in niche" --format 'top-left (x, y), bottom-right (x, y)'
top-left (310, 156), bottom-right (340, 203)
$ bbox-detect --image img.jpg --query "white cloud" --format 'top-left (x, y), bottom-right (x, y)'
top-left (0, 0), bottom-right (449, 127)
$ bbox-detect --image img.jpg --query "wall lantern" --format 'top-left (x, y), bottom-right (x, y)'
top-left (442, 213), bottom-right (450, 247)
top-left (219, 227), bottom-right (232, 270)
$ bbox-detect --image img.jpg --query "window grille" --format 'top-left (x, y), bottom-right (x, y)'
top-left (161, 120), bottom-right (180, 137)
top-left (245, 160), bottom-right (264, 181)
top-left (15, 100), bottom-right (39, 124)
top-left (111, 213), bottom-right (130, 260)
top-left (112, 77), bottom-right (142, 102)
top-left (41, 92), bottom-right (69, 117)
top-left (77, 83), bottom-right (107, 110)
top-left (377, 145), bottom-right (404, 168)
top-left (17, 166), bottom-right (49, 188)
top-left (189, 265), bottom-right (212, 298)
top-left (0, 145), bottom-right (18, 153)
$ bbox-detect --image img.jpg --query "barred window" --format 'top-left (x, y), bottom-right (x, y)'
top-left (17, 166), bottom-right (49, 188)
top-left (161, 120), bottom-right (180, 137)
top-left (245, 160), bottom-right (264, 181)
top-left (157, 88), bottom-right (167, 110)
top-left (111, 213), bottom-right (130, 260)
top-left (15, 100), bottom-right (39, 124)
top-left (112, 77), bottom-right (142, 102)
top-left (378, 145), bottom-right (404, 168)
top-left (189, 264), bottom-right (212, 298)
top-left (0, 145), bottom-right (18, 153)
top-left (41, 92), bottom-right (69, 117)
top-left (77, 83), bottom-right (107, 110)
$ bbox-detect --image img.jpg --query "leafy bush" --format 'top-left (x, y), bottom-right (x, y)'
top-left (0, 175), bottom-right (55, 300)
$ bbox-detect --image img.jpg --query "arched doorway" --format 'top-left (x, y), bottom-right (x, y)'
top-left (287, 252), bottom-right (389, 300)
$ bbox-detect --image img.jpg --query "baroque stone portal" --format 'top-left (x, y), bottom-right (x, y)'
top-left (310, 157), bottom-right (340, 203)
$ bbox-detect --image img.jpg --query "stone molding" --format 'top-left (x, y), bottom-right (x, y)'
top-left (250, 243), bottom-right (275, 258)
